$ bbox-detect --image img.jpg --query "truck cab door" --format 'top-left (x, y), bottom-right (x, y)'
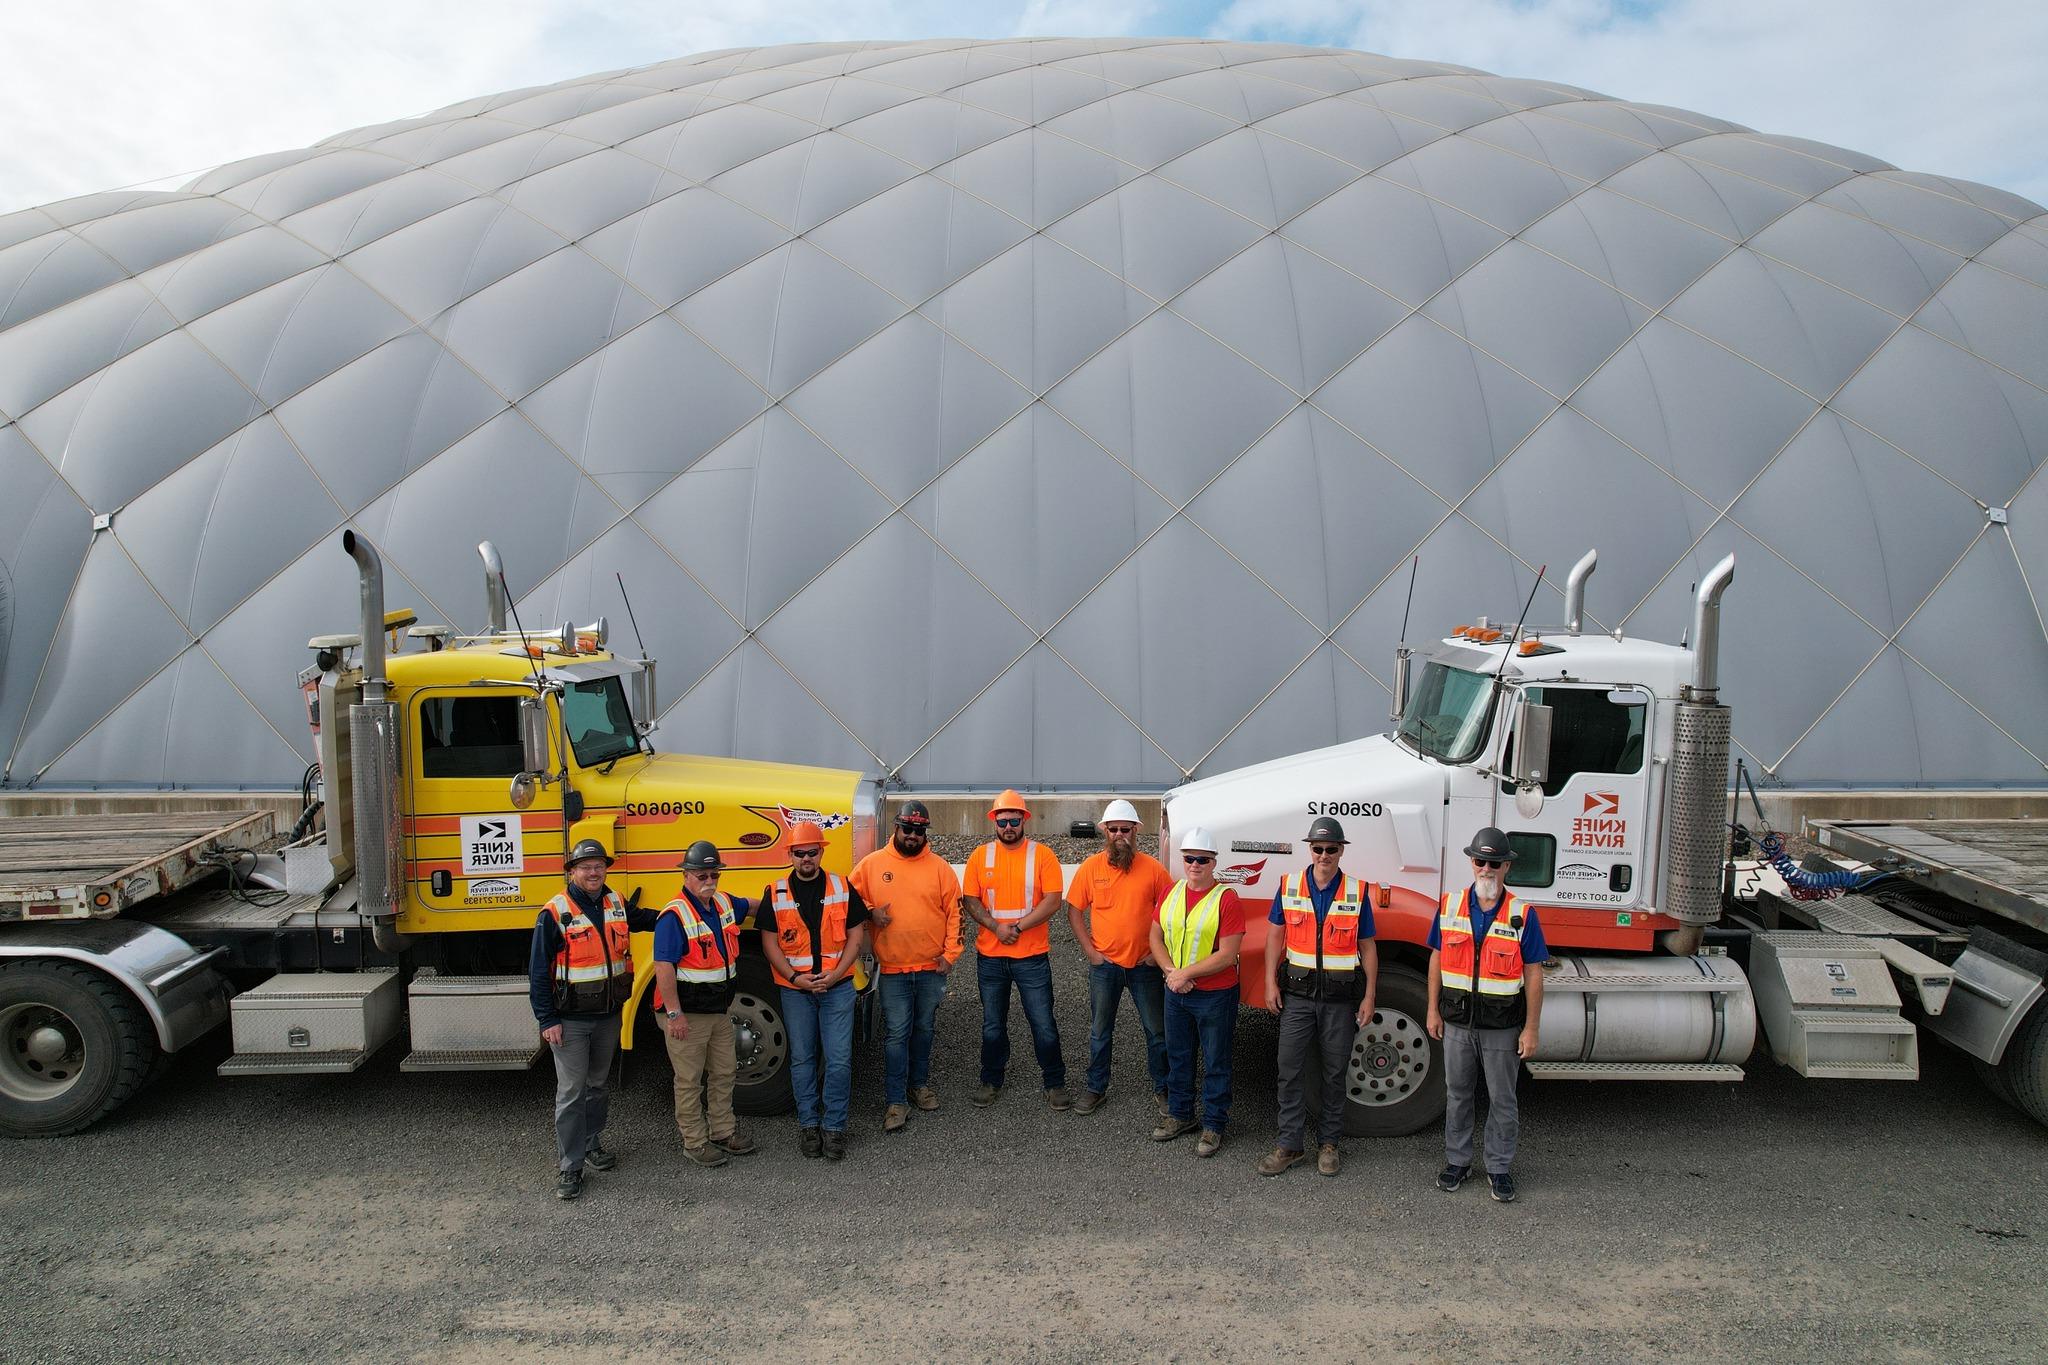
top-left (407, 687), bottom-right (559, 918)
top-left (1499, 684), bottom-right (1653, 909)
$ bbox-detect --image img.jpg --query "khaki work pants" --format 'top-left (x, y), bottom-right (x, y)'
top-left (663, 1012), bottom-right (737, 1147)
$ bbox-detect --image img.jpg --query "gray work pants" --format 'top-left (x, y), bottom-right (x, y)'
top-left (550, 1013), bottom-right (621, 1173)
top-left (1275, 992), bottom-right (1358, 1150)
top-left (1442, 1021), bottom-right (1522, 1174)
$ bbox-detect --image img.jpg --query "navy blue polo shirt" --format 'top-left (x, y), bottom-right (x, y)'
top-left (1427, 886), bottom-right (1550, 963)
top-left (1267, 868), bottom-right (1376, 939)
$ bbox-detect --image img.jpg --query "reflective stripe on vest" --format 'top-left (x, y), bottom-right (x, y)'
top-left (982, 839), bottom-right (1039, 920)
top-left (1160, 882), bottom-right (1225, 970)
top-left (769, 873), bottom-right (850, 988)
top-left (1279, 870), bottom-right (1365, 972)
top-left (1436, 886), bottom-right (1527, 998)
top-left (662, 890), bottom-right (741, 992)
top-left (547, 891), bottom-right (631, 1005)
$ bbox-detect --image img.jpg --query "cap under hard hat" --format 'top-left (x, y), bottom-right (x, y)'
top-left (988, 788), bottom-right (1030, 819)
top-left (1304, 815), bottom-right (1348, 845)
top-left (681, 839), bottom-right (723, 872)
top-left (1462, 827), bottom-right (1517, 863)
top-left (1178, 826), bottom-right (1219, 855)
top-left (564, 837), bottom-right (613, 869)
top-left (789, 820), bottom-right (826, 849)
top-left (1100, 798), bottom-right (1141, 826)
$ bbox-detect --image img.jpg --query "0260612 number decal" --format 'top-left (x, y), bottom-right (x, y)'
top-left (1307, 801), bottom-right (1383, 818)
top-left (626, 800), bottom-right (706, 817)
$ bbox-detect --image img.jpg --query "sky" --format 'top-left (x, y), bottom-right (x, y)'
top-left (2, 0), bottom-right (2044, 217)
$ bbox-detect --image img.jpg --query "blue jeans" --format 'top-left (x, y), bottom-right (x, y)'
top-left (1165, 984), bottom-right (1238, 1132)
top-left (781, 980), bottom-right (855, 1132)
top-left (978, 953), bottom-right (1066, 1090)
top-left (1086, 959), bottom-right (1168, 1098)
top-left (880, 970), bottom-right (947, 1105)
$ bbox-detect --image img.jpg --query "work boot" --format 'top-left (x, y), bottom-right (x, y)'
top-left (1257, 1147), bottom-right (1307, 1177)
top-left (1073, 1089), bottom-right (1106, 1115)
top-left (1150, 1116), bottom-right (1199, 1142)
top-left (583, 1141), bottom-right (618, 1172)
top-left (822, 1130), bottom-right (847, 1161)
top-left (800, 1127), bottom-right (823, 1159)
top-left (1045, 1086), bottom-right (1073, 1111)
top-left (1195, 1130), bottom-right (1224, 1158)
top-left (1152, 1089), bottom-right (1171, 1118)
top-left (911, 1086), bottom-right (940, 1111)
top-left (1318, 1143), bottom-right (1341, 1177)
top-left (555, 1169), bottom-right (584, 1201)
top-left (1489, 1172), bottom-right (1518, 1203)
top-left (972, 1083), bottom-right (1001, 1108)
top-left (713, 1130), bottom-right (757, 1156)
top-left (683, 1142), bottom-right (730, 1168)
top-left (1437, 1163), bottom-right (1470, 1193)
top-left (883, 1103), bottom-right (909, 1133)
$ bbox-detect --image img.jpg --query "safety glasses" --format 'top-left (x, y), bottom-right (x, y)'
top-left (896, 822), bottom-right (927, 835)
top-left (994, 817), bottom-right (1023, 829)
top-left (1473, 858), bottom-right (1504, 870)
top-left (1309, 844), bottom-right (1341, 856)
top-left (791, 847), bottom-right (823, 859)
top-left (1182, 854), bottom-right (1214, 866)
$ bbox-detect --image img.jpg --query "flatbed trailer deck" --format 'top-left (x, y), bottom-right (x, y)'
top-left (1811, 819), bottom-right (2048, 936)
top-left (0, 811), bottom-right (275, 921)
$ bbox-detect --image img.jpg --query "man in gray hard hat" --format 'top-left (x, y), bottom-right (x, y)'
top-left (528, 838), bottom-right (662, 1201)
top-left (1258, 816), bottom-right (1379, 1178)
top-left (652, 840), bottom-right (759, 1169)
top-left (1427, 826), bottom-right (1549, 1203)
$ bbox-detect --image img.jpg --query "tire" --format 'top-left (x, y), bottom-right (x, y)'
top-left (0, 960), bottom-right (158, 1137)
top-left (1973, 1057), bottom-right (2015, 1109)
top-left (1998, 1000), bottom-right (2048, 1129)
top-left (1302, 964), bottom-right (1445, 1138)
top-left (729, 959), bottom-right (794, 1117)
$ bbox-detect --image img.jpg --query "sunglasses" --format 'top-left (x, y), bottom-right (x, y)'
top-left (792, 847), bottom-right (823, 858)
top-left (1183, 854), bottom-right (1214, 865)
top-left (896, 823), bottom-right (927, 833)
top-left (1309, 844), bottom-right (1342, 856)
top-left (1473, 858), bottom-right (1504, 870)
top-left (994, 817), bottom-right (1023, 829)
top-left (1102, 824), bottom-right (1136, 835)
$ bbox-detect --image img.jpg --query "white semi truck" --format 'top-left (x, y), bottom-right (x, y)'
top-left (1161, 551), bottom-right (2048, 1135)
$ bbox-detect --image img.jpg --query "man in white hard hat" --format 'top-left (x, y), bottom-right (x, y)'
top-left (1064, 799), bottom-right (1176, 1116)
top-left (1147, 826), bottom-right (1246, 1158)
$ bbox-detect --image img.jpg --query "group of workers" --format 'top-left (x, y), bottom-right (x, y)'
top-left (528, 797), bottom-right (1547, 1205)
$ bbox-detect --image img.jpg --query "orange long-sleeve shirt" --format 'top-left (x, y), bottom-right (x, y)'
top-left (851, 843), bottom-right (963, 973)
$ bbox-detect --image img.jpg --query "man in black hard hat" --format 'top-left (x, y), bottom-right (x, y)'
top-left (528, 837), bottom-right (662, 1201)
top-left (1258, 816), bottom-right (1379, 1178)
top-left (652, 840), bottom-right (759, 1168)
top-left (1426, 826), bottom-right (1549, 1203)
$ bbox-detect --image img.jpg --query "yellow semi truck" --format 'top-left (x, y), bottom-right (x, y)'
top-left (0, 531), bottom-right (879, 1136)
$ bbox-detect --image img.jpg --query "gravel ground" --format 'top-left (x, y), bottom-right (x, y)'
top-left (4, 932), bottom-right (2045, 1364)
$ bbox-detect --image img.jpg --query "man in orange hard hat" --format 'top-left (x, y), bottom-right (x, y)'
top-left (761, 821), bottom-right (871, 1160)
top-left (961, 790), bottom-right (1069, 1110)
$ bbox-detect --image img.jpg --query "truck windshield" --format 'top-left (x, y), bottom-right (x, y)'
top-left (1396, 662), bottom-right (1496, 764)
top-left (562, 677), bottom-right (640, 768)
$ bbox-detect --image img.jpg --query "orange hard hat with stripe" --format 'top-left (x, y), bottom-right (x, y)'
top-left (988, 789), bottom-right (1030, 819)
top-left (789, 820), bottom-right (827, 848)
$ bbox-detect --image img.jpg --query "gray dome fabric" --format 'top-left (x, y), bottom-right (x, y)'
top-left (1, 37), bottom-right (2043, 791)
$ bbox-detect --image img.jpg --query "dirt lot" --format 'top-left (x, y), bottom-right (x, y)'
top-left (3, 940), bottom-right (2044, 1364)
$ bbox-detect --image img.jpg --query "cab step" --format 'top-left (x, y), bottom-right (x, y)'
top-left (1749, 933), bottom-right (1920, 1081)
top-left (219, 970), bottom-right (400, 1077)
top-left (399, 971), bottom-right (544, 1072)
top-left (1525, 1061), bottom-right (1745, 1081)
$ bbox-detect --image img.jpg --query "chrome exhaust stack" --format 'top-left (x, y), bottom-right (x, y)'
top-left (1663, 554), bottom-right (1736, 933)
top-left (341, 531), bottom-right (406, 950)
top-left (1687, 554), bottom-right (1736, 704)
top-left (1563, 549), bottom-right (1596, 635)
top-left (479, 540), bottom-right (508, 633)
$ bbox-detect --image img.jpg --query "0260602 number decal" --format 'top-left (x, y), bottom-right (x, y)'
top-left (626, 800), bottom-right (705, 817)
top-left (1307, 801), bottom-right (1383, 818)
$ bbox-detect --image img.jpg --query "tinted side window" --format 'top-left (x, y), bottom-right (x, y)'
top-left (1505, 833), bottom-right (1556, 888)
top-left (1523, 687), bottom-right (1645, 795)
top-left (419, 695), bottom-right (523, 778)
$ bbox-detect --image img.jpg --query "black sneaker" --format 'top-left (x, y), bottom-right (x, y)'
top-left (584, 1141), bottom-right (617, 1172)
top-left (822, 1130), bottom-right (847, 1162)
top-left (800, 1127), bottom-right (824, 1159)
top-left (1489, 1172), bottom-right (1517, 1203)
top-left (555, 1169), bottom-right (584, 1201)
top-left (1436, 1163), bottom-right (1469, 1193)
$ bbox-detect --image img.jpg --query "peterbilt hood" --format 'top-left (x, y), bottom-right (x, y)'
top-left (620, 751), bottom-right (869, 811)
top-left (1162, 734), bottom-right (1447, 895)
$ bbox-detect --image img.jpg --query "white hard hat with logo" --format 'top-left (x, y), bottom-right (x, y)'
top-left (1100, 798), bottom-right (1141, 826)
top-left (1178, 826), bottom-right (1219, 855)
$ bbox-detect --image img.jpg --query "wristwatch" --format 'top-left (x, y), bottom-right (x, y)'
top-left (664, 1008), bottom-right (681, 1019)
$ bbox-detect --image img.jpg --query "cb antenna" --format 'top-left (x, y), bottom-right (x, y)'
top-left (499, 571), bottom-right (547, 692)
top-left (616, 573), bottom-right (647, 659)
top-left (1395, 554), bottom-right (1420, 644)
top-left (1492, 565), bottom-right (1548, 683)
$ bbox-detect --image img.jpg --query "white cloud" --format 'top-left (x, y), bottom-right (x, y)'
top-left (1210, 0), bottom-right (2048, 208)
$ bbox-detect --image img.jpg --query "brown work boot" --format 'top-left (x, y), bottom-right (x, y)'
top-left (1150, 1115), bottom-right (1199, 1142)
top-left (1318, 1143), bottom-right (1341, 1176)
top-left (1257, 1147), bottom-right (1307, 1177)
top-left (911, 1086), bottom-right (940, 1111)
top-left (971, 1083), bottom-right (1000, 1108)
top-left (713, 1130), bottom-right (757, 1156)
top-left (1073, 1089), bottom-right (1106, 1115)
top-left (682, 1142), bottom-right (730, 1168)
top-left (883, 1103), bottom-right (909, 1133)
top-left (1045, 1086), bottom-right (1073, 1111)
top-left (1195, 1129), bottom-right (1224, 1158)
top-left (1152, 1089), bottom-right (1171, 1118)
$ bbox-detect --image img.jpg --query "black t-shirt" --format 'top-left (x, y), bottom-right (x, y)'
top-left (784, 871), bottom-right (869, 962)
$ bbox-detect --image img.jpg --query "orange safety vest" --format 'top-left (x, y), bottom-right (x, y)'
top-left (768, 872), bottom-right (850, 989)
top-left (1435, 885), bottom-right (1531, 1030)
top-left (1278, 870), bottom-right (1371, 996)
top-left (655, 890), bottom-right (741, 1011)
top-left (546, 890), bottom-right (633, 1014)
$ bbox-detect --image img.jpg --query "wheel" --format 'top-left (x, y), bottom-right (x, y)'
top-left (0, 960), bottom-right (158, 1137)
top-left (1303, 964), bottom-right (1445, 1137)
top-left (1973, 1057), bottom-right (2015, 1108)
top-left (729, 960), bottom-right (793, 1117)
top-left (1998, 1000), bottom-right (2048, 1129)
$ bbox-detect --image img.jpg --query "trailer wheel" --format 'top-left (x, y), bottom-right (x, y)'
top-left (1303, 965), bottom-right (1445, 1138)
top-left (0, 961), bottom-right (158, 1138)
top-left (729, 960), bottom-right (793, 1117)
top-left (1971, 1058), bottom-right (2014, 1108)
top-left (1998, 1001), bottom-right (2048, 1129)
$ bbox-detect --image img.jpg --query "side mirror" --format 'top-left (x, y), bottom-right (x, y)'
top-left (630, 660), bottom-right (658, 736)
top-left (519, 695), bottom-right (551, 775)
top-left (1511, 700), bottom-right (1553, 789)
top-left (508, 772), bottom-right (538, 811)
top-left (1389, 646), bottom-right (1412, 723)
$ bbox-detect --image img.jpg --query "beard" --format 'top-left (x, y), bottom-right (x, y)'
top-left (894, 833), bottom-right (925, 856)
top-left (1474, 873), bottom-right (1503, 902)
top-left (997, 826), bottom-right (1023, 845)
top-left (1107, 836), bottom-right (1135, 870)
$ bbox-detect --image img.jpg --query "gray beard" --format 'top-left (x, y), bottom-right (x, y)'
top-left (1108, 841), bottom-right (1134, 870)
top-left (1474, 875), bottom-right (1503, 903)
